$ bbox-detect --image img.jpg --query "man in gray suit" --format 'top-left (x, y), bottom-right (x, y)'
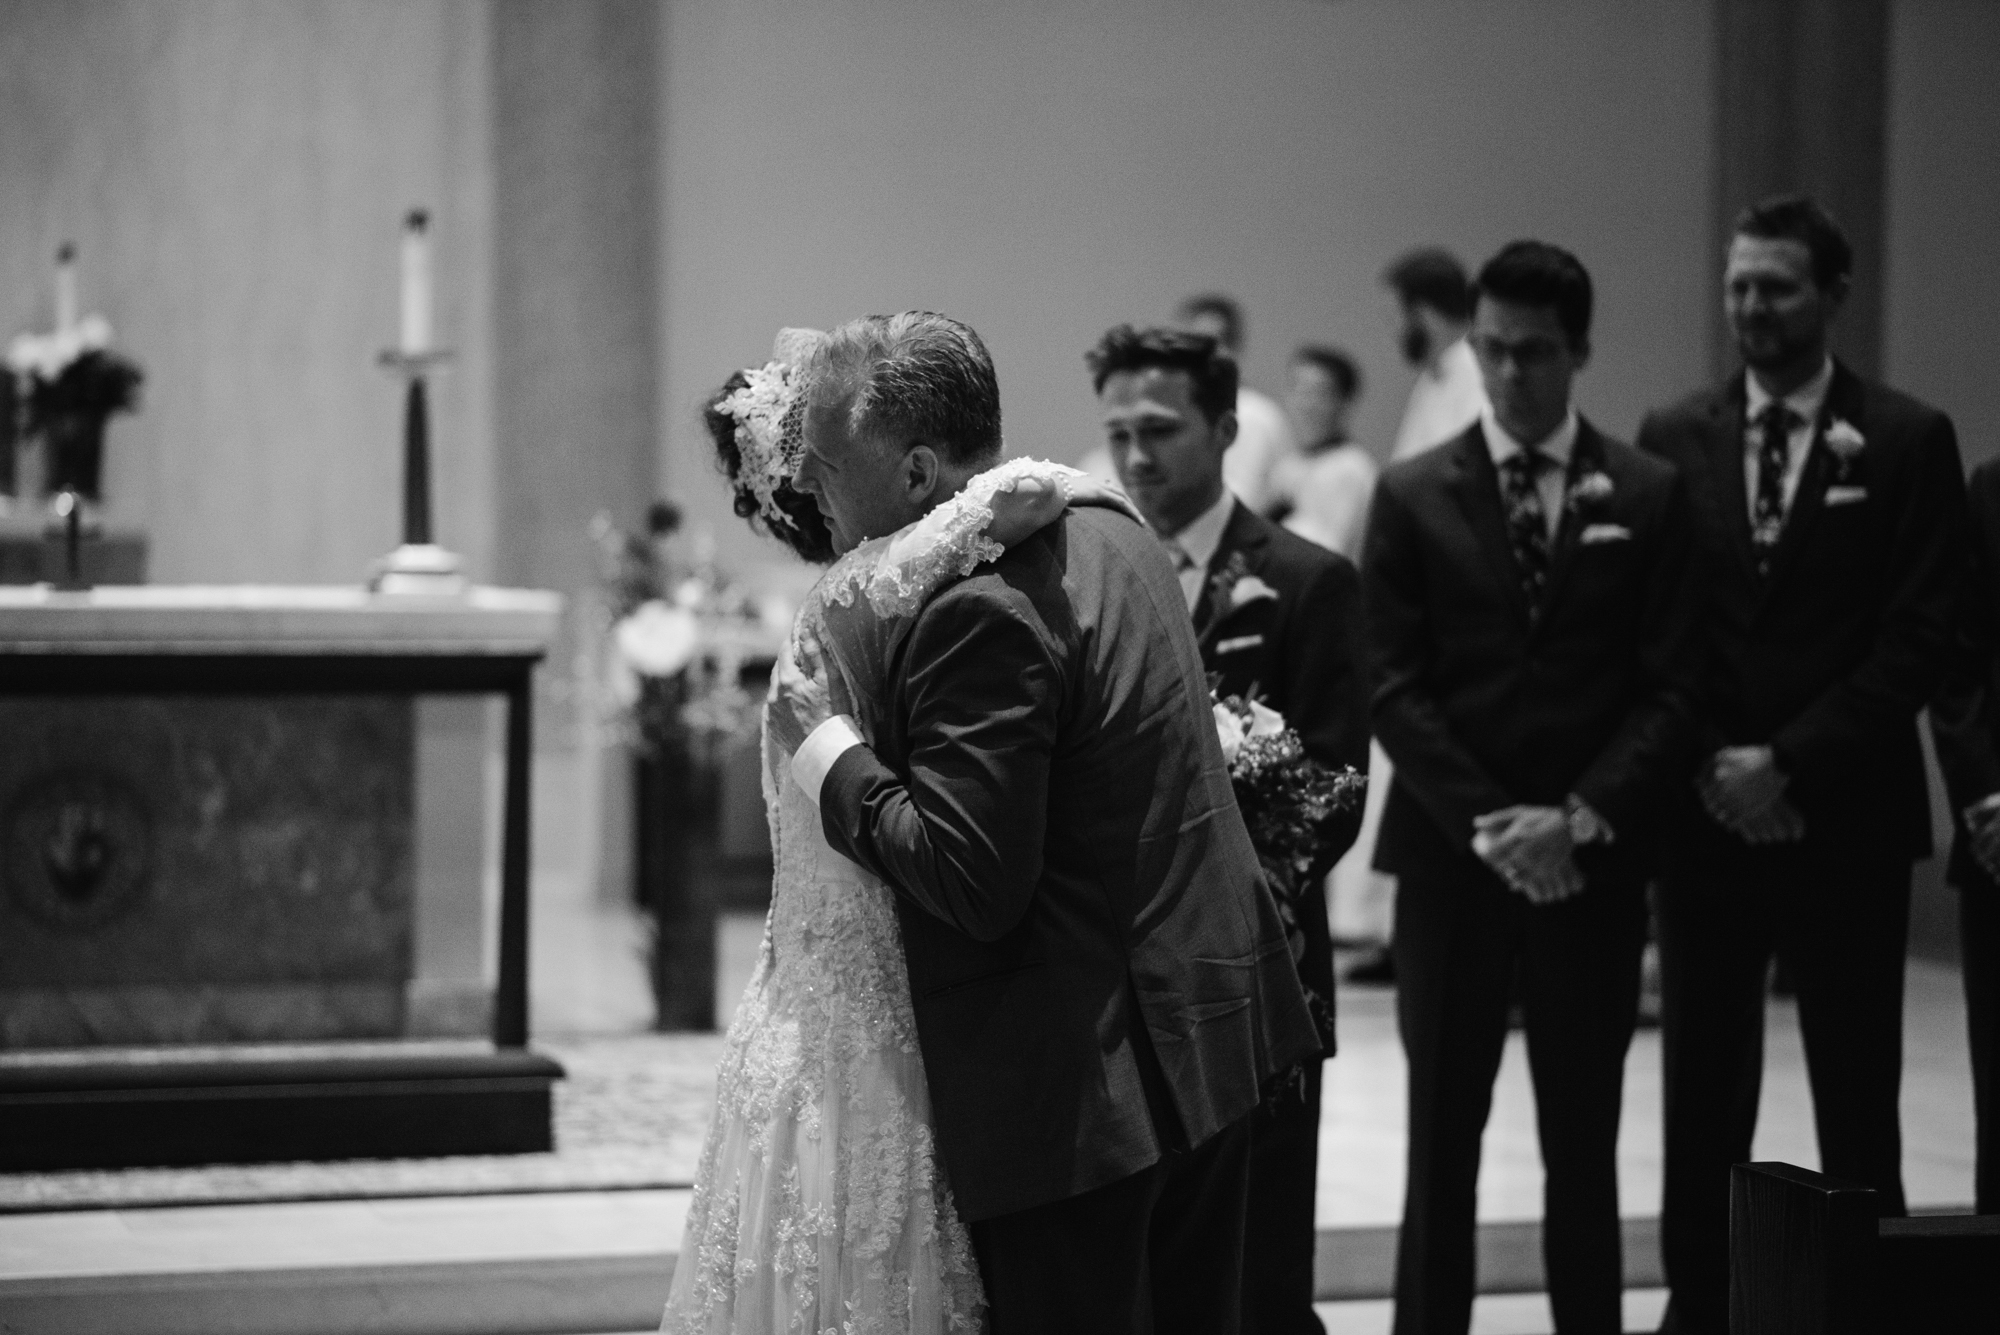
top-left (786, 311), bottom-right (1318, 1335)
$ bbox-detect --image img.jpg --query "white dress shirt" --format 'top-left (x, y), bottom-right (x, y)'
top-left (1742, 356), bottom-right (1834, 525)
top-left (1482, 404), bottom-right (1578, 543)
top-left (1222, 387), bottom-right (1299, 514)
top-left (1161, 485), bottom-right (1238, 613)
top-left (1392, 336), bottom-right (1487, 462)
top-left (792, 713), bottom-right (863, 805)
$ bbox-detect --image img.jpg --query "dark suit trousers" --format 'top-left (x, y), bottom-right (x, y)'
top-left (969, 1112), bottom-right (1253, 1335)
top-left (1655, 829), bottom-right (1911, 1335)
top-left (1391, 863), bottom-right (1645, 1335)
top-left (1245, 1060), bottom-right (1325, 1335)
top-left (1963, 888), bottom-right (2000, 1213)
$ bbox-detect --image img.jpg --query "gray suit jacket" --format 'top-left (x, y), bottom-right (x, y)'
top-left (819, 504), bottom-right (1317, 1221)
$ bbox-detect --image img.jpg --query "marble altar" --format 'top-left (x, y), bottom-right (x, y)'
top-left (0, 584), bottom-right (566, 1169)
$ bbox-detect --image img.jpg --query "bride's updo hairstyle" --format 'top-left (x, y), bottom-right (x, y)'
top-left (705, 372), bottom-right (837, 565)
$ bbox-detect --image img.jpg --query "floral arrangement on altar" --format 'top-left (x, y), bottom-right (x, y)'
top-left (3, 247), bottom-right (144, 506)
top-left (1213, 692), bottom-right (1367, 1032)
top-left (5, 314), bottom-right (143, 425)
top-left (590, 501), bottom-right (789, 757)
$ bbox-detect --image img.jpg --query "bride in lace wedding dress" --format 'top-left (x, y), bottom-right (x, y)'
top-left (660, 334), bottom-right (1135, 1335)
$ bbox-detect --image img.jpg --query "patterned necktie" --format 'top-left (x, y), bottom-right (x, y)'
top-left (1751, 403), bottom-right (1795, 576)
top-left (1499, 450), bottom-right (1552, 614)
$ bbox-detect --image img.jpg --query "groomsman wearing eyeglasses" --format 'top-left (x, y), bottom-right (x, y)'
top-left (1363, 241), bottom-right (1704, 1335)
top-left (1637, 195), bottom-right (1969, 1335)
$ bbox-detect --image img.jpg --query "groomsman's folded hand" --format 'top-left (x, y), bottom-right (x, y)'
top-left (1698, 746), bottom-right (1806, 845)
top-left (1473, 806), bottom-right (1585, 905)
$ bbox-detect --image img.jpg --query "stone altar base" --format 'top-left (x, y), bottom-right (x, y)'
top-left (0, 1042), bottom-right (560, 1173)
top-left (0, 697), bottom-right (415, 1049)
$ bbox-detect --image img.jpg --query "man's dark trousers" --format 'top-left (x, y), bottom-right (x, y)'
top-left (1245, 1061), bottom-right (1325, 1335)
top-left (1966, 886), bottom-right (2000, 1212)
top-left (1392, 853), bottom-right (1646, 1335)
top-left (968, 1114), bottom-right (1253, 1335)
top-left (1653, 820), bottom-right (1912, 1333)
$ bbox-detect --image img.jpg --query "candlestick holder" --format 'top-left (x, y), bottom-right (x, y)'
top-left (369, 348), bottom-right (466, 596)
top-left (50, 488), bottom-right (90, 591)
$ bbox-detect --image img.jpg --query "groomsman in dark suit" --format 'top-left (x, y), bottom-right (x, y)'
top-left (1636, 195), bottom-right (1968, 1334)
top-left (1363, 241), bottom-right (1703, 1335)
top-left (1931, 457), bottom-right (2000, 1216)
top-left (1091, 324), bottom-right (1370, 1335)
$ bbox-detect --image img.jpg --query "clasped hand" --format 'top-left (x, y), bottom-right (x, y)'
top-left (1698, 745), bottom-right (1805, 845)
top-left (1472, 805), bottom-right (1583, 905)
top-left (766, 633), bottom-right (844, 757)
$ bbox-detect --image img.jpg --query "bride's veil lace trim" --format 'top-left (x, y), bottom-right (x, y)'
top-left (717, 327), bottom-right (823, 536)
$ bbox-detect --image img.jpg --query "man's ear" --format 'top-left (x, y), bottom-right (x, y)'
top-left (1213, 408), bottom-right (1239, 455)
top-left (901, 443), bottom-right (942, 504)
top-left (1569, 336), bottom-right (1592, 372)
top-left (1820, 273), bottom-right (1851, 319)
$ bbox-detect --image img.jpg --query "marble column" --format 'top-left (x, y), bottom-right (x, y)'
top-left (490, 0), bottom-right (661, 731)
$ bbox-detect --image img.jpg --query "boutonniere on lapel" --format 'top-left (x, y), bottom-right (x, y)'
top-left (1822, 417), bottom-right (1868, 502)
top-left (1564, 469), bottom-right (1614, 515)
top-left (1198, 552), bottom-right (1278, 646)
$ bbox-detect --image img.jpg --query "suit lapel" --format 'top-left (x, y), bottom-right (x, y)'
top-left (1533, 419), bottom-right (1604, 630)
top-left (1444, 425), bottom-right (1533, 628)
top-left (1195, 501), bottom-right (1269, 643)
top-left (1763, 362), bottom-right (1866, 595)
top-left (1705, 378), bottom-right (1761, 583)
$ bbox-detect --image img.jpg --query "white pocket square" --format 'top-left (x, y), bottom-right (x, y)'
top-left (1579, 523), bottom-right (1632, 544)
top-left (1215, 634), bottom-right (1265, 654)
top-left (1825, 486), bottom-right (1869, 506)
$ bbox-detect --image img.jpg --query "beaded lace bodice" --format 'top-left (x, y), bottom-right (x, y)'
top-left (663, 459), bottom-right (1108, 1335)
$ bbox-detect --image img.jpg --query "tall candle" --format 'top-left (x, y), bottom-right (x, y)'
top-left (399, 210), bottom-right (431, 356)
top-left (54, 242), bottom-right (77, 335)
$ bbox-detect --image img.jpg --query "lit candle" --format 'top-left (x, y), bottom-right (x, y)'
top-left (399, 210), bottom-right (431, 356)
top-left (54, 243), bottom-right (77, 335)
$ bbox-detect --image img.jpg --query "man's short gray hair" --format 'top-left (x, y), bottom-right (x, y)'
top-left (807, 311), bottom-right (1002, 466)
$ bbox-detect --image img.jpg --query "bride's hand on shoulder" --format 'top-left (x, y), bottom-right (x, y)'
top-left (983, 463), bottom-right (1143, 548)
top-left (1063, 471), bottom-right (1144, 525)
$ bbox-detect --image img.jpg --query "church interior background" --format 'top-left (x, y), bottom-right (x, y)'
top-left (1, 1), bottom-right (1997, 1332)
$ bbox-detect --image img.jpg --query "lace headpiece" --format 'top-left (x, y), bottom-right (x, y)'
top-left (719, 328), bottom-right (822, 533)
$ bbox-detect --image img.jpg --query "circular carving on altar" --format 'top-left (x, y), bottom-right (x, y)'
top-left (3, 772), bottom-right (153, 933)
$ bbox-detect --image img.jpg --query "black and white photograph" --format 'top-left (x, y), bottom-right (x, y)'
top-left (1, 3), bottom-right (1997, 1333)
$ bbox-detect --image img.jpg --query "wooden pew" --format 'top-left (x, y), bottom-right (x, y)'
top-left (1729, 1161), bottom-right (2000, 1333)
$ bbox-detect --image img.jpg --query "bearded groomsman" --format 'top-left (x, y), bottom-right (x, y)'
top-left (1637, 195), bottom-right (1969, 1335)
top-left (1091, 324), bottom-right (1369, 1335)
top-left (1364, 241), bottom-right (1703, 1335)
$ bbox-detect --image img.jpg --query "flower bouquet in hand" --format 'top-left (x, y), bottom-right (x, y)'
top-left (1213, 693), bottom-right (1366, 1034)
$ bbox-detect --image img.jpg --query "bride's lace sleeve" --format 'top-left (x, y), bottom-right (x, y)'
top-left (818, 457), bottom-right (1101, 619)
